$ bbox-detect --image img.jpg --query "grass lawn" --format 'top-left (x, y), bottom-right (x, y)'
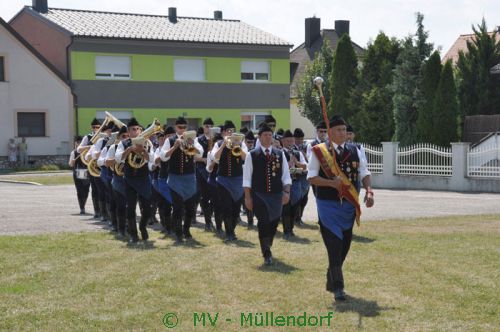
top-left (0, 174), bottom-right (73, 185)
top-left (0, 215), bottom-right (498, 331)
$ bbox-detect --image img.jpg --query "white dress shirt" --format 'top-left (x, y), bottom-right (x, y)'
top-left (307, 142), bottom-right (371, 180)
top-left (243, 145), bottom-right (292, 188)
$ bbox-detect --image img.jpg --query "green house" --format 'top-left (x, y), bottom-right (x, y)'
top-left (10, 1), bottom-right (292, 134)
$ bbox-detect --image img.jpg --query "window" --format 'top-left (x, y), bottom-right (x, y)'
top-left (174, 59), bottom-right (205, 81)
top-left (241, 61), bottom-right (269, 82)
top-left (96, 111), bottom-right (132, 125)
top-left (95, 56), bottom-right (131, 80)
top-left (17, 112), bottom-right (46, 137)
top-left (0, 56), bottom-right (5, 81)
top-left (241, 112), bottom-right (270, 131)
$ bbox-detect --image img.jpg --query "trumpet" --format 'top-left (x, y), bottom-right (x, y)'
top-left (225, 133), bottom-right (245, 157)
top-left (180, 130), bottom-right (199, 156)
top-left (127, 119), bottom-right (162, 169)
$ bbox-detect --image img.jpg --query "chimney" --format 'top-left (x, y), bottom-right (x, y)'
top-left (168, 7), bottom-right (177, 23)
top-left (335, 20), bottom-right (350, 38)
top-left (32, 0), bottom-right (48, 13)
top-left (214, 10), bottom-right (223, 20)
top-left (305, 17), bottom-right (321, 48)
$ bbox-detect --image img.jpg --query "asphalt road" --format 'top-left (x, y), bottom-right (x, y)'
top-left (1, 182), bottom-right (499, 235)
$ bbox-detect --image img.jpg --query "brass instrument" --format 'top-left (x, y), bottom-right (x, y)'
top-left (225, 133), bottom-right (245, 157)
top-left (127, 119), bottom-right (162, 169)
top-left (114, 162), bottom-right (125, 177)
top-left (87, 158), bottom-right (101, 177)
top-left (82, 112), bottom-right (126, 166)
top-left (180, 130), bottom-right (199, 156)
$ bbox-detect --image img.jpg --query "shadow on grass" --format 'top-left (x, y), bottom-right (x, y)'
top-left (226, 239), bottom-right (256, 248)
top-left (257, 258), bottom-right (299, 274)
top-left (331, 295), bottom-right (394, 328)
top-left (297, 222), bottom-right (319, 230)
top-left (282, 235), bottom-right (312, 245)
top-left (126, 240), bottom-right (157, 250)
top-left (352, 234), bottom-right (376, 243)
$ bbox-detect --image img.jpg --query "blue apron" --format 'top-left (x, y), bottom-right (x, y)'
top-left (316, 198), bottom-right (356, 240)
top-left (167, 173), bottom-right (197, 202)
top-left (216, 175), bottom-right (244, 202)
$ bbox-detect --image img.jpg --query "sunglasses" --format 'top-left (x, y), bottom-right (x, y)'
top-left (267, 123), bottom-right (276, 128)
top-left (204, 125), bottom-right (213, 128)
top-left (177, 125), bottom-right (187, 129)
top-left (130, 127), bottom-right (141, 131)
top-left (92, 125), bottom-right (101, 129)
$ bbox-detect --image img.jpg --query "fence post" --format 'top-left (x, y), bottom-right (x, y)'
top-left (450, 142), bottom-right (470, 191)
top-left (382, 141), bottom-right (399, 188)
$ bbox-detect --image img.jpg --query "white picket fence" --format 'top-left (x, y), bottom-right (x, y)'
top-left (396, 143), bottom-right (453, 176)
top-left (467, 142), bottom-right (500, 178)
top-left (361, 143), bottom-right (383, 174)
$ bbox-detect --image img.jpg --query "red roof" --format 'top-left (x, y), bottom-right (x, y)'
top-left (443, 30), bottom-right (500, 64)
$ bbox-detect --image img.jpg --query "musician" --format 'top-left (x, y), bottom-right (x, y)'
top-left (346, 124), bottom-right (368, 165)
top-left (243, 124), bottom-right (292, 265)
top-left (307, 115), bottom-right (374, 302)
top-left (254, 115), bottom-right (277, 149)
top-left (69, 136), bottom-right (90, 215)
top-left (153, 126), bottom-right (174, 234)
top-left (115, 118), bottom-right (154, 243)
top-left (105, 126), bottom-right (129, 237)
top-left (243, 130), bottom-right (256, 228)
top-left (206, 129), bottom-right (224, 235)
top-left (280, 130), bottom-right (307, 239)
top-left (212, 120), bottom-right (248, 241)
top-left (306, 121), bottom-right (328, 161)
top-left (159, 116), bottom-right (203, 243)
top-left (77, 118), bottom-right (102, 218)
top-left (294, 128), bottom-right (310, 226)
top-left (88, 121), bottom-right (115, 222)
top-left (195, 117), bottom-right (215, 231)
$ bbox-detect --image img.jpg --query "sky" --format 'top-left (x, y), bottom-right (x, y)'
top-left (1, 0), bottom-right (498, 54)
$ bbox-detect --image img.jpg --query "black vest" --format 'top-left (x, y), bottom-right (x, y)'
top-left (217, 141), bottom-right (243, 177)
top-left (122, 139), bottom-right (149, 178)
top-left (168, 136), bottom-right (195, 175)
top-left (251, 147), bottom-right (283, 194)
top-left (197, 135), bottom-right (210, 159)
top-left (73, 150), bottom-right (86, 170)
top-left (315, 143), bottom-right (360, 201)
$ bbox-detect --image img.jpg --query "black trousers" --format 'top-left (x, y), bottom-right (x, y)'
top-left (72, 173), bottom-right (90, 210)
top-left (198, 175), bottom-right (213, 226)
top-left (319, 222), bottom-right (353, 291)
top-left (112, 188), bottom-right (126, 234)
top-left (253, 193), bottom-right (280, 258)
top-left (125, 180), bottom-right (151, 238)
top-left (209, 182), bottom-right (223, 230)
top-left (299, 186), bottom-right (310, 219)
top-left (154, 185), bottom-right (172, 232)
top-left (94, 176), bottom-right (109, 219)
top-left (216, 184), bottom-right (243, 236)
top-left (282, 200), bottom-right (300, 235)
top-left (89, 175), bottom-right (100, 215)
top-left (171, 190), bottom-right (197, 237)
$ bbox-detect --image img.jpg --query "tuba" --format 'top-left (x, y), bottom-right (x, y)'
top-left (127, 119), bottom-right (162, 169)
top-left (180, 130), bottom-right (199, 156)
top-left (225, 133), bottom-right (245, 157)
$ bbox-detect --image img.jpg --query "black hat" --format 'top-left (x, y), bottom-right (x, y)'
top-left (347, 124), bottom-right (354, 133)
top-left (223, 120), bottom-right (236, 130)
top-left (127, 117), bottom-right (140, 127)
top-left (110, 124), bottom-right (120, 132)
top-left (239, 126), bottom-right (249, 134)
top-left (258, 124), bottom-right (273, 135)
top-left (283, 130), bottom-right (294, 138)
top-left (276, 128), bottom-right (284, 136)
top-left (245, 131), bottom-right (255, 141)
top-left (74, 135), bottom-right (83, 142)
top-left (175, 116), bottom-right (187, 125)
top-left (264, 115), bottom-right (276, 124)
top-left (316, 121), bottom-right (326, 129)
top-left (293, 128), bottom-right (305, 138)
top-left (103, 121), bottom-right (115, 131)
top-left (165, 126), bottom-right (175, 135)
top-left (203, 117), bottom-right (214, 125)
top-left (329, 115), bottom-right (347, 127)
top-left (91, 118), bottom-right (101, 126)
top-left (118, 126), bottom-right (128, 135)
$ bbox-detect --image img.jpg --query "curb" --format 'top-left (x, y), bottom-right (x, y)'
top-left (0, 179), bottom-right (42, 186)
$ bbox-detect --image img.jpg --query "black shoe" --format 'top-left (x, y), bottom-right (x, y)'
top-left (174, 235), bottom-right (183, 245)
top-left (184, 231), bottom-right (193, 240)
top-left (111, 225), bottom-right (118, 232)
top-left (283, 233), bottom-right (290, 240)
top-left (334, 289), bottom-right (346, 302)
top-left (264, 256), bottom-right (273, 266)
top-left (129, 236), bottom-right (139, 244)
top-left (80, 209), bottom-right (85, 215)
top-left (93, 214), bottom-right (100, 219)
top-left (204, 223), bottom-right (213, 232)
top-left (141, 229), bottom-right (149, 241)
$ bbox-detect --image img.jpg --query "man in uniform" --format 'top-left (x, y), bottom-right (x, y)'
top-left (293, 128), bottom-right (309, 226)
top-left (195, 118), bottom-right (215, 231)
top-left (115, 118), bottom-right (154, 243)
top-left (307, 115), bottom-right (374, 302)
top-left (159, 116), bottom-right (203, 244)
top-left (243, 124), bottom-right (292, 265)
top-left (68, 136), bottom-right (90, 215)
